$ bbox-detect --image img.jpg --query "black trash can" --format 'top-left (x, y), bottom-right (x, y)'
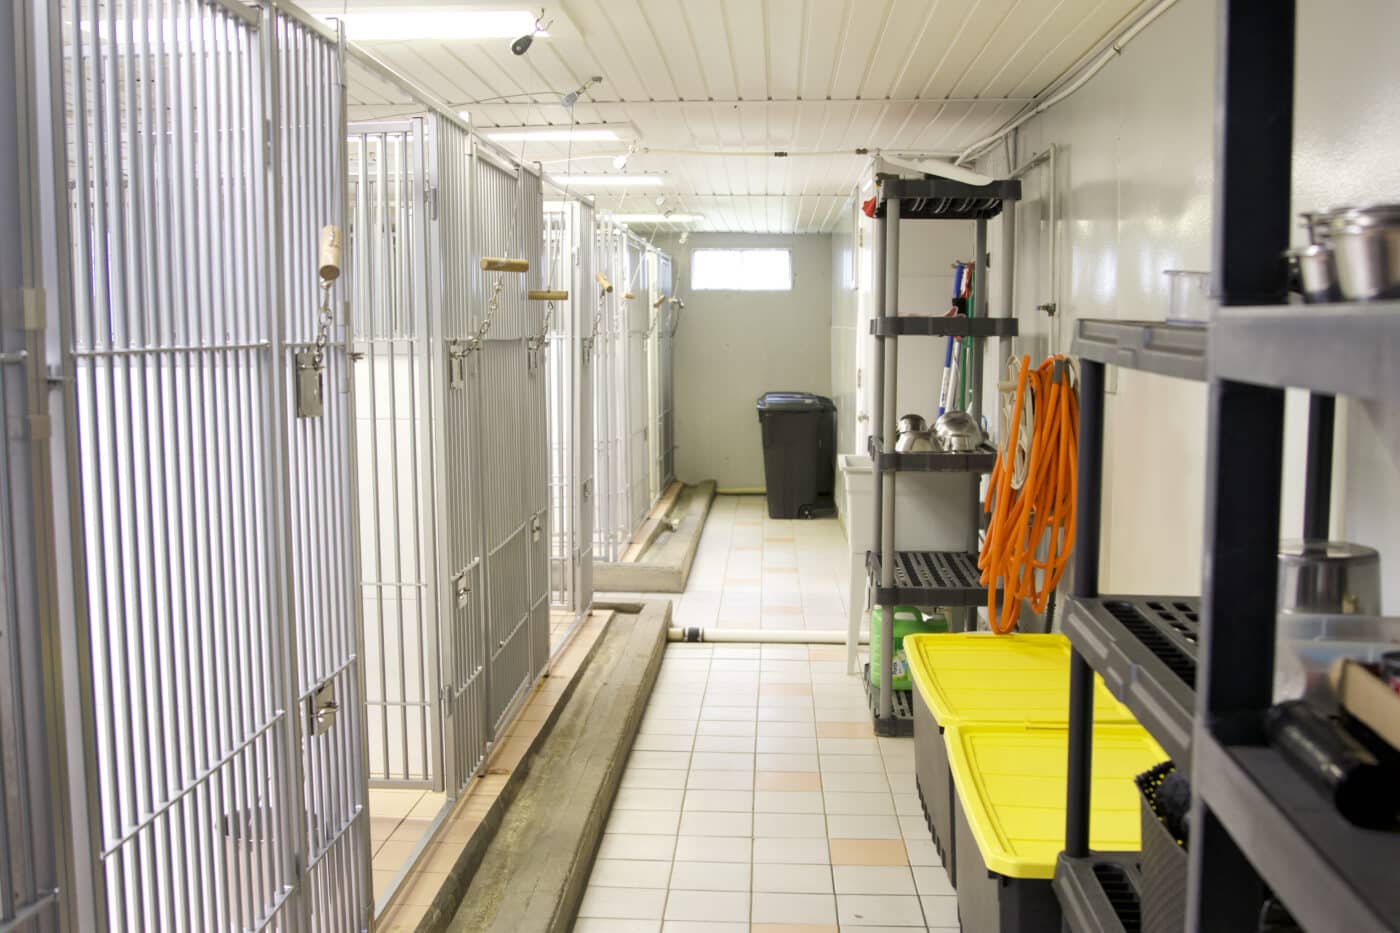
top-left (755, 392), bottom-right (837, 519)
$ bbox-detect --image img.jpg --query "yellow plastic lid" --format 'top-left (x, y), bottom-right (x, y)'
top-left (945, 721), bottom-right (1166, 879)
top-left (904, 632), bottom-right (1136, 726)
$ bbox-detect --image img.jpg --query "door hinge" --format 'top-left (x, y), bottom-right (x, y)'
top-left (425, 185), bottom-right (438, 221)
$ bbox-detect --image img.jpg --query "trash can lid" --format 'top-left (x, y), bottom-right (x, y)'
top-left (756, 392), bottom-right (836, 412)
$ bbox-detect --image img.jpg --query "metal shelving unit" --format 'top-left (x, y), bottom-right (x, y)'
top-left (1054, 318), bottom-right (1209, 930)
top-left (866, 171), bottom-right (1020, 736)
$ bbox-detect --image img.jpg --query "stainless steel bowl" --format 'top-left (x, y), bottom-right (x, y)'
top-left (1285, 243), bottom-right (1342, 304)
top-left (897, 413), bottom-right (928, 435)
top-left (1327, 204), bottom-right (1400, 301)
top-left (1278, 539), bottom-right (1381, 616)
top-left (894, 429), bottom-right (935, 453)
top-left (932, 410), bottom-right (984, 452)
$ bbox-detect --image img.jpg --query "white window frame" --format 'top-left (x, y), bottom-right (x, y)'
top-left (689, 247), bottom-right (794, 292)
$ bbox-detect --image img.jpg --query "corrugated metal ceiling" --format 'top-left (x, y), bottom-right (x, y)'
top-left (335, 0), bottom-right (1148, 233)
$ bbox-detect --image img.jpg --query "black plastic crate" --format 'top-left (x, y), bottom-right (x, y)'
top-left (1136, 761), bottom-right (1188, 933)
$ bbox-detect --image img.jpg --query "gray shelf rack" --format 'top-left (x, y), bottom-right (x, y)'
top-left (866, 549), bottom-right (994, 607)
top-left (1073, 318), bottom-right (1208, 381)
top-left (871, 315), bottom-right (1019, 338)
top-left (1209, 300), bottom-right (1400, 399)
top-left (866, 169), bottom-right (1020, 736)
top-left (1193, 733), bottom-right (1400, 932)
top-left (867, 435), bottom-right (999, 473)
top-left (1061, 596), bottom-right (1198, 767)
top-left (1056, 322), bottom-right (1207, 931)
top-left (1185, 4), bottom-right (1400, 929)
top-left (1052, 851), bottom-right (1143, 933)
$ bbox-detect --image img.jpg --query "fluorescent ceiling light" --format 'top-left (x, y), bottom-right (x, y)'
top-left (333, 9), bottom-right (542, 41)
top-left (613, 213), bottom-right (703, 223)
top-left (553, 175), bottom-right (665, 187)
top-left (485, 128), bottom-right (620, 143)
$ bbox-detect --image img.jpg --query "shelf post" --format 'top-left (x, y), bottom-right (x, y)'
top-left (969, 218), bottom-right (989, 573)
top-left (1064, 358), bottom-right (1104, 858)
top-left (1191, 0), bottom-right (1296, 928)
top-left (878, 196), bottom-right (901, 722)
top-left (1302, 393), bottom-right (1334, 540)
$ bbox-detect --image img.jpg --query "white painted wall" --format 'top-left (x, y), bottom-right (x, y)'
top-left (659, 232), bottom-right (833, 490)
top-left (824, 0), bottom-right (1400, 609)
top-left (964, 0), bottom-right (1400, 603)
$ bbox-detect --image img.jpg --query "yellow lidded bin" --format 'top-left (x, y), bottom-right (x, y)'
top-left (903, 632), bottom-right (1136, 884)
top-left (946, 721), bottom-right (1166, 932)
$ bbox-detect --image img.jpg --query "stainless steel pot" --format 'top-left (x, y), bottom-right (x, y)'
top-left (932, 410), bottom-right (984, 452)
top-left (1327, 204), bottom-right (1400, 301)
top-left (1285, 243), bottom-right (1342, 304)
top-left (1278, 540), bottom-right (1381, 616)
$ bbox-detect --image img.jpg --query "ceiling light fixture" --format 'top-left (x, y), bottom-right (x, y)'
top-left (333, 9), bottom-right (541, 42)
top-left (560, 76), bottom-right (603, 109)
top-left (612, 139), bottom-right (638, 171)
top-left (484, 127), bottom-right (619, 143)
top-left (553, 174), bottom-right (666, 187)
top-left (511, 8), bottom-right (550, 55)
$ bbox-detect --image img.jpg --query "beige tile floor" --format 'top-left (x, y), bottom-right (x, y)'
top-left (583, 496), bottom-right (954, 931)
top-left (609, 493), bottom-right (853, 633)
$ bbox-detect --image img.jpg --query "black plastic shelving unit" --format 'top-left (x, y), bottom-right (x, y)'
top-left (866, 171), bottom-right (1020, 736)
top-left (1186, 6), bottom-right (1400, 929)
top-left (1059, 5), bottom-right (1400, 930)
top-left (1192, 734), bottom-right (1400, 931)
top-left (1061, 596), bottom-right (1198, 767)
top-left (1053, 851), bottom-right (1143, 933)
top-left (1055, 319), bottom-right (1208, 930)
top-left (870, 315), bottom-right (1019, 338)
top-left (866, 436), bottom-right (999, 474)
top-left (866, 549), bottom-right (993, 607)
top-left (1209, 300), bottom-right (1400, 399)
top-left (1073, 318), bottom-right (1209, 381)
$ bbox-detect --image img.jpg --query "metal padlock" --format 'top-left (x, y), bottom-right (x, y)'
top-left (294, 349), bottom-right (323, 418)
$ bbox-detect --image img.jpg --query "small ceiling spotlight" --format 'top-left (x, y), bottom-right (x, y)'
top-left (561, 76), bottom-right (603, 109)
top-left (613, 139), bottom-right (638, 171)
top-left (512, 8), bottom-right (550, 55)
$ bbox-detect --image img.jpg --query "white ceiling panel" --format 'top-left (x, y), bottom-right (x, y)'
top-left (332, 0), bottom-right (1152, 232)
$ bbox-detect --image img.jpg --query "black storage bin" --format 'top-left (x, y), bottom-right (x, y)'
top-left (1136, 762), bottom-right (1188, 933)
top-left (755, 392), bottom-right (836, 519)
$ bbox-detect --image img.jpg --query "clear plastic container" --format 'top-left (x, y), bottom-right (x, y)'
top-left (1163, 270), bottom-right (1212, 322)
top-left (1273, 613), bottom-right (1400, 701)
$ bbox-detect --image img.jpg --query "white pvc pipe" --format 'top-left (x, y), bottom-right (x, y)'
top-left (668, 627), bottom-right (870, 645)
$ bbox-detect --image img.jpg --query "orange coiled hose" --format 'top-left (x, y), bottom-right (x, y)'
top-left (978, 355), bottom-right (1078, 634)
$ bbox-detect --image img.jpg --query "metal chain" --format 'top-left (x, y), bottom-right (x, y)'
top-left (311, 280), bottom-right (335, 370)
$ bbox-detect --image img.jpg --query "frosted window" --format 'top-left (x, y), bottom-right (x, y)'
top-left (690, 248), bottom-right (793, 291)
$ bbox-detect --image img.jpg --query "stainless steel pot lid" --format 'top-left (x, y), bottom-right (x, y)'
top-left (1278, 539), bottom-right (1380, 563)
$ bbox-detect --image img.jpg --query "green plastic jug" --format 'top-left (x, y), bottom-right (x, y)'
top-left (869, 605), bottom-right (948, 691)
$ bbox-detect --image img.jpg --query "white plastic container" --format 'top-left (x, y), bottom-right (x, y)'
top-left (1273, 613), bottom-right (1400, 701)
top-left (839, 453), bottom-right (974, 671)
top-left (1164, 270), bottom-right (1212, 322)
